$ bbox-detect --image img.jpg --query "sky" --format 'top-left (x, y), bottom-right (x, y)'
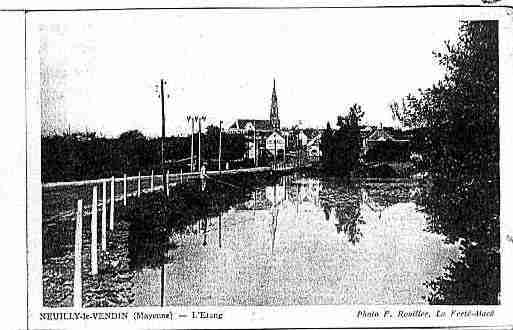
top-left (34, 8), bottom-right (463, 137)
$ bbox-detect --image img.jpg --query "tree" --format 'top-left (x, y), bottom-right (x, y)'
top-left (392, 21), bottom-right (498, 181)
top-left (322, 103), bottom-right (364, 176)
top-left (320, 122), bottom-right (334, 166)
top-left (392, 21), bottom-right (499, 305)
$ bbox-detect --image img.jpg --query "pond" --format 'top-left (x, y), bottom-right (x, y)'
top-left (129, 173), bottom-right (461, 306)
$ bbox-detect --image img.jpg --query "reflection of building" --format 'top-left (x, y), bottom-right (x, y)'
top-left (295, 179), bottom-right (320, 205)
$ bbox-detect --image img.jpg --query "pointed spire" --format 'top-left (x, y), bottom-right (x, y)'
top-left (270, 78), bottom-right (280, 131)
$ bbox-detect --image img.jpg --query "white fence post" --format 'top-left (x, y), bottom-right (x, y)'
top-left (166, 170), bottom-right (170, 196)
top-left (110, 176), bottom-right (115, 231)
top-left (180, 169), bottom-right (183, 184)
top-left (74, 199), bottom-right (83, 308)
top-left (91, 187), bottom-right (98, 275)
top-left (123, 174), bottom-right (127, 206)
top-left (101, 180), bottom-right (107, 251)
top-left (151, 170), bottom-right (154, 191)
top-left (137, 171), bottom-right (141, 197)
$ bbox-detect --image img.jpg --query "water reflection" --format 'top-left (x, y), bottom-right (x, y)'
top-left (129, 174), bottom-right (461, 305)
top-left (420, 179), bottom-right (500, 305)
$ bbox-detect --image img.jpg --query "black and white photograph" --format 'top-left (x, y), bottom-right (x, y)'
top-left (7, 2), bottom-right (513, 329)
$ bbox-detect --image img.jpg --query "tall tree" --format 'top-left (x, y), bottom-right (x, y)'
top-left (392, 21), bottom-right (499, 304)
top-left (393, 21), bottom-right (498, 181)
top-left (321, 103), bottom-right (364, 176)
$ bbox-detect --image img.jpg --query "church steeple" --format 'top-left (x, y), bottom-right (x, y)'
top-left (270, 78), bottom-right (280, 131)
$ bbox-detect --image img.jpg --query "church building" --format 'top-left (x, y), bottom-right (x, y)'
top-left (228, 79), bottom-right (281, 134)
top-left (227, 79), bottom-right (284, 160)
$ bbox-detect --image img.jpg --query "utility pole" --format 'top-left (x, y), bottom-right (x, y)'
top-left (160, 79), bottom-right (168, 197)
top-left (218, 120), bottom-right (223, 172)
top-left (157, 78), bottom-right (169, 308)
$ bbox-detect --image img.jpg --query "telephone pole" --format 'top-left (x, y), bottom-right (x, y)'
top-left (160, 79), bottom-right (168, 197)
top-left (156, 78), bottom-right (169, 308)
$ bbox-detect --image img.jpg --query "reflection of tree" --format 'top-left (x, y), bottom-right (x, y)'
top-left (270, 207), bottom-right (278, 253)
top-left (322, 203), bottom-right (331, 221)
top-left (422, 179), bottom-right (500, 305)
top-left (334, 198), bottom-right (365, 245)
top-left (319, 182), bottom-right (365, 244)
top-left (124, 174), bottom-right (262, 270)
top-left (425, 243), bottom-right (500, 305)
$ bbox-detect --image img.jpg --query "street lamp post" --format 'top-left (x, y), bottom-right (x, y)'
top-left (186, 115), bottom-right (195, 172)
top-left (197, 115), bottom-right (206, 171)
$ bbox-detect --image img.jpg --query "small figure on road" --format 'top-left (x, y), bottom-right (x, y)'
top-left (200, 163), bottom-right (206, 179)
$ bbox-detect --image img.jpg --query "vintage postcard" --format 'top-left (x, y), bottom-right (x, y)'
top-left (12, 1), bottom-right (513, 329)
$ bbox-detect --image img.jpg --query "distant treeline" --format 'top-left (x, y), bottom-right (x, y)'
top-left (42, 126), bottom-right (247, 183)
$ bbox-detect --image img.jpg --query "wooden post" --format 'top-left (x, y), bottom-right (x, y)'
top-left (219, 120), bottom-right (223, 172)
top-left (180, 169), bottom-right (183, 184)
top-left (137, 171), bottom-right (141, 197)
top-left (101, 180), bottom-right (107, 251)
top-left (166, 170), bottom-right (169, 196)
top-left (110, 176), bottom-right (114, 231)
top-left (91, 187), bottom-right (98, 275)
top-left (74, 199), bottom-right (83, 308)
top-left (151, 170), bottom-right (154, 191)
top-left (123, 174), bottom-right (127, 206)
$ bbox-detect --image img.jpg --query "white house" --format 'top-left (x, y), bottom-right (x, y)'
top-left (266, 132), bottom-right (285, 156)
top-left (306, 133), bottom-right (322, 158)
top-left (298, 131), bottom-right (309, 146)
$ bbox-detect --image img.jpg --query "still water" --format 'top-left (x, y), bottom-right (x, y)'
top-left (131, 174), bottom-right (460, 305)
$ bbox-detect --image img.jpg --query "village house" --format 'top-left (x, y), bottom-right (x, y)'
top-left (362, 125), bottom-right (410, 161)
